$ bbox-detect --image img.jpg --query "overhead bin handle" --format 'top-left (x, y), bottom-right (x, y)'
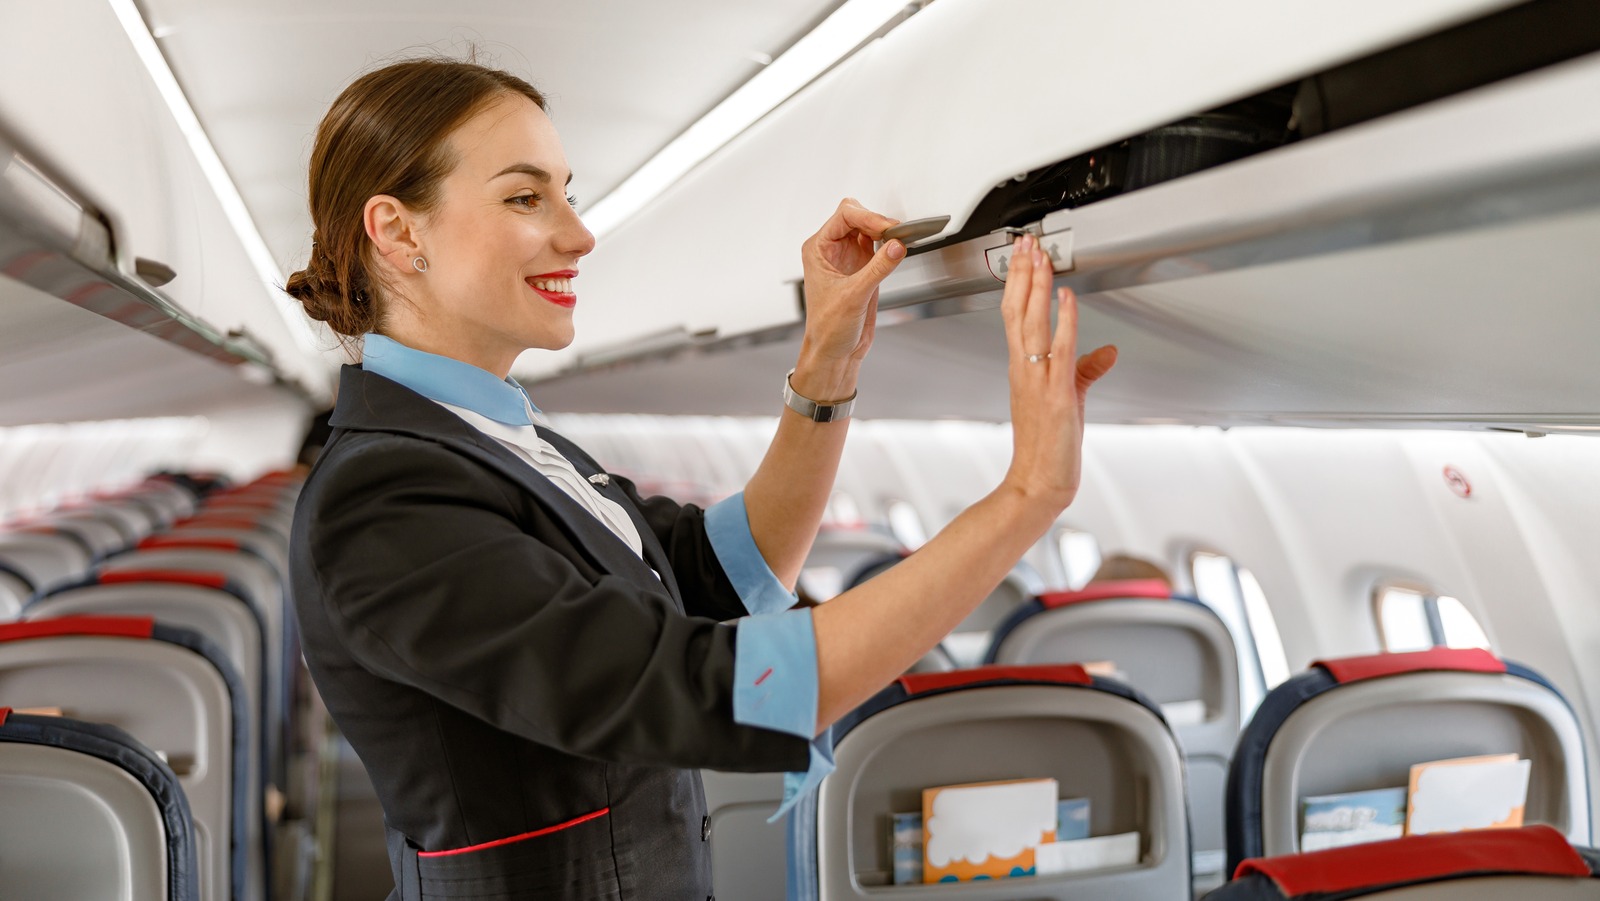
top-left (134, 256), bottom-right (177, 287)
top-left (879, 215), bottom-right (951, 248)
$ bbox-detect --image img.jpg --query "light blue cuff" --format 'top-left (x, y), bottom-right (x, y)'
top-left (731, 608), bottom-right (835, 821)
top-left (733, 608), bottom-right (820, 737)
top-left (707, 491), bottom-right (798, 615)
top-left (774, 732), bottom-right (836, 822)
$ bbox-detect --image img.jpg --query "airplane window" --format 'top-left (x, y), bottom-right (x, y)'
top-left (885, 499), bottom-right (927, 550)
top-left (1436, 595), bottom-right (1492, 649)
top-left (1237, 566), bottom-right (1291, 690)
top-left (798, 566), bottom-right (846, 602)
top-left (1191, 551), bottom-right (1288, 717)
top-left (827, 491), bottom-right (862, 527)
top-left (1373, 584), bottom-right (1491, 652)
top-left (1375, 586), bottom-right (1434, 652)
top-left (1055, 528), bottom-right (1102, 590)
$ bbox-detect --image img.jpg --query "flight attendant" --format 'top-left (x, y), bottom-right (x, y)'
top-left (285, 58), bottom-right (1116, 900)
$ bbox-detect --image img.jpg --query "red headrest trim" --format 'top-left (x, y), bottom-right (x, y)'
top-left (1234, 825), bottom-right (1588, 895)
top-left (0, 616), bottom-right (156, 642)
top-left (1315, 648), bottom-right (1506, 684)
top-left (1038, 579), bottom-right (1172, 609)
top-left (138, 536), bottom-right (242, 552)
top-left (898, 664), bottom-right (1092, 696)
top-left (0, 707), bottom-right (9, 726)
top-left (98, 570), bottom-right (229, 590)
top-left (174, 517), bottom-right (268, 531)
top-left (204, 498), bottom-right (279, 510)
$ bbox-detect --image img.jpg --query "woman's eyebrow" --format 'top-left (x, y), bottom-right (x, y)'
top-left (489, 162), bottom-right (573, 185)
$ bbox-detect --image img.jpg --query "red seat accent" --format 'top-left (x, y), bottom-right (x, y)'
top-left (174, 517), bottom-right (269, 531)
top-left (97, 570), bottom-right (229, 590)
top-left (417, 807), bottom-right (612, 858)
top-left (0, 707), bottom-right (10, 726)
top-left (1234, 825), bottom-right (1589, 895)
top-left (1038, 579), bottom-right (1172, 609)
top-left (0, 615), bottom-right (156, 642)
top-left (137, 536), bottom-right (243, 552)
top-left (204, 497), bottom-right (279, 510)
top-left (898, 664), bottom-right (1092, 696)
top-left (1314, 648), bottom-right (1506, 684)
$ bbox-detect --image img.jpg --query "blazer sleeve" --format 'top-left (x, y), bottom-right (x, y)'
top-left (303, 435), bottom-right (811, 773)
top-left (606, 474), bottom-right (778, 623)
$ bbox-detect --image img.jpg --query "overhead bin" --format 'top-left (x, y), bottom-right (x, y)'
top-left (0, 2), bottom-right (328, 399)
top-left (536, 71), bottom-right (1600, 428)
top-left (543, 0), bottom-right (1534, 377)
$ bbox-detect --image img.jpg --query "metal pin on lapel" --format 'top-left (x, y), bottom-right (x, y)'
top-left (588, 473), bottom-right (611, 487)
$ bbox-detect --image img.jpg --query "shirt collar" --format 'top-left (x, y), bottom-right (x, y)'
top-left (360, 333), bottom-right (540, 427)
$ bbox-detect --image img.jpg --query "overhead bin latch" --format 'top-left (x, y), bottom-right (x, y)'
top-left (985, 226), bottom-right (1073, 282)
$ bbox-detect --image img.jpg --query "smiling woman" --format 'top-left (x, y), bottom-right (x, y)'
top-left (283, 56), bottom-right (1113, 901)
top-left (283, 59), bottom-right (584, 363)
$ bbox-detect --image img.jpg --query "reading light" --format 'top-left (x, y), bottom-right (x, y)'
top-left (108, 0), bottom-right (329, 387)
top-left (580, 0), bottom-right (916, 237)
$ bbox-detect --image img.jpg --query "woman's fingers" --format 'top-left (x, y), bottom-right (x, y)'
top-left (818, 197), bottom-right (898, 243)
top-left (999, 235), bottom-right (1035, 360)
top-left (1076, 345), bottom-right (1119, 399)
top-left (1021, 246), bottom-right (1054, 361)
top-left (1050, 286), bottom-right (1079, 390)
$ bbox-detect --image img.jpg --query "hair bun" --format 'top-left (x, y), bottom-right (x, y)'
top-left (284, 245), bottom-right (373, 337)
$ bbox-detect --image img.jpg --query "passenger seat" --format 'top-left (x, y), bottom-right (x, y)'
top-left (788, 664), bottom-right (1191, 900)
top-left (1226, 647), bottom-right (1592, 874)
top-left (984, 578), bottom-right (1239, 884)
top-left (0, 706), bottom-right (200, 901)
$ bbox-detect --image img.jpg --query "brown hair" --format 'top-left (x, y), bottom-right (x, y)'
top-left (284, 58), bottom-right (547, 341)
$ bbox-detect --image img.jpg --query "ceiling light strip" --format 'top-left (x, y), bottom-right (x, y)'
top-left (107, 0), bottom-right (327, 371)
top-left (580, 0), bottom-right (916, 237)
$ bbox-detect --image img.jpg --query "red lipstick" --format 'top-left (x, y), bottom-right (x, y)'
top-left (526, 269), bottom-right (578, 308)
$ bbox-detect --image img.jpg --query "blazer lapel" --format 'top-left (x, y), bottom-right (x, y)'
top-left (329, 366), bottom-right (670, 595)
top-left (533, 426), bottom-right (685, 609)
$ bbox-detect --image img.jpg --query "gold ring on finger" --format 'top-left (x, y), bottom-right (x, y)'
top-left (1026, 353), bottom-right (1051, 364)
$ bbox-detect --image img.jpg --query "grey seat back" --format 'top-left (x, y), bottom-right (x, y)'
top-left (701, 770), bottom-right (788, 901)
top-left (0, 569), bottom-right (28, 620)
top-left (151, 528), bottom-right (290, 582)
top-left (27, 584), bottom-right (267, 899)
top-left (1227, 649), bottom-right (1592, 874)
top-left (0, 530), bottom-right (92, 593)
top-left (792, 667), bottom-right (1191, 900)
top-left (37, 512), bottom-right (130, 557)
top-left (986, 585), bottom-right (1239, 879)
top-left (0, 709), bottom-right (198, 901)
top-left (0, 620), bottom-right (243, 901)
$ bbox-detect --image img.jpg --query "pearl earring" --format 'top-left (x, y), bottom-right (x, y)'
top-left (412, 256), bottom-right (429, 273)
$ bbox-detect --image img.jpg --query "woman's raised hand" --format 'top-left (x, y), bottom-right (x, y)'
top-left (797, 198), bottom-right (905, 372)
top-left (1000, 233), bottom-right (1118, 509)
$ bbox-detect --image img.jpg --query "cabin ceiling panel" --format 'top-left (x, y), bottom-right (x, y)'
top-left (0, 274), bottom-right (307, 426)
top-left (137, 0), bottom-right (849, 275)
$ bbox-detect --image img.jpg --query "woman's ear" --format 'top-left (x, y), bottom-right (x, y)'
top-left (363, 194), bottom-right (422, 278)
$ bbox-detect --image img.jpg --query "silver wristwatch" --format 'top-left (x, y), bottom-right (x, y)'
top-left (783, 368), bottom-right (856, 422)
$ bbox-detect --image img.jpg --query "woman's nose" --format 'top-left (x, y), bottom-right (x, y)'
top-left (558, 204), bottom-right (597, 258)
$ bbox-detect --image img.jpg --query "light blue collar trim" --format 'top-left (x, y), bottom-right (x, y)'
top-left (361, 333), bottom-right (540, 426)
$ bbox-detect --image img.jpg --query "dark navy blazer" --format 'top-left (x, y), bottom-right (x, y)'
top-left (289, 365), bottom-right (808, 900)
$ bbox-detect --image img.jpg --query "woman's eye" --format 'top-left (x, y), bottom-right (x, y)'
top-left (566, 194), bottom-right (579, 207)
top-left (508, 193), bottom-right (540, 208)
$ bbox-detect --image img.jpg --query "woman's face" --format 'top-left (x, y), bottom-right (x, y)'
top-left (407, 93), bottom-right (595, 371)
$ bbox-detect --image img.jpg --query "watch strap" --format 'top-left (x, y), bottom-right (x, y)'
top-left (783, 368), bottom-right (856, 422)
